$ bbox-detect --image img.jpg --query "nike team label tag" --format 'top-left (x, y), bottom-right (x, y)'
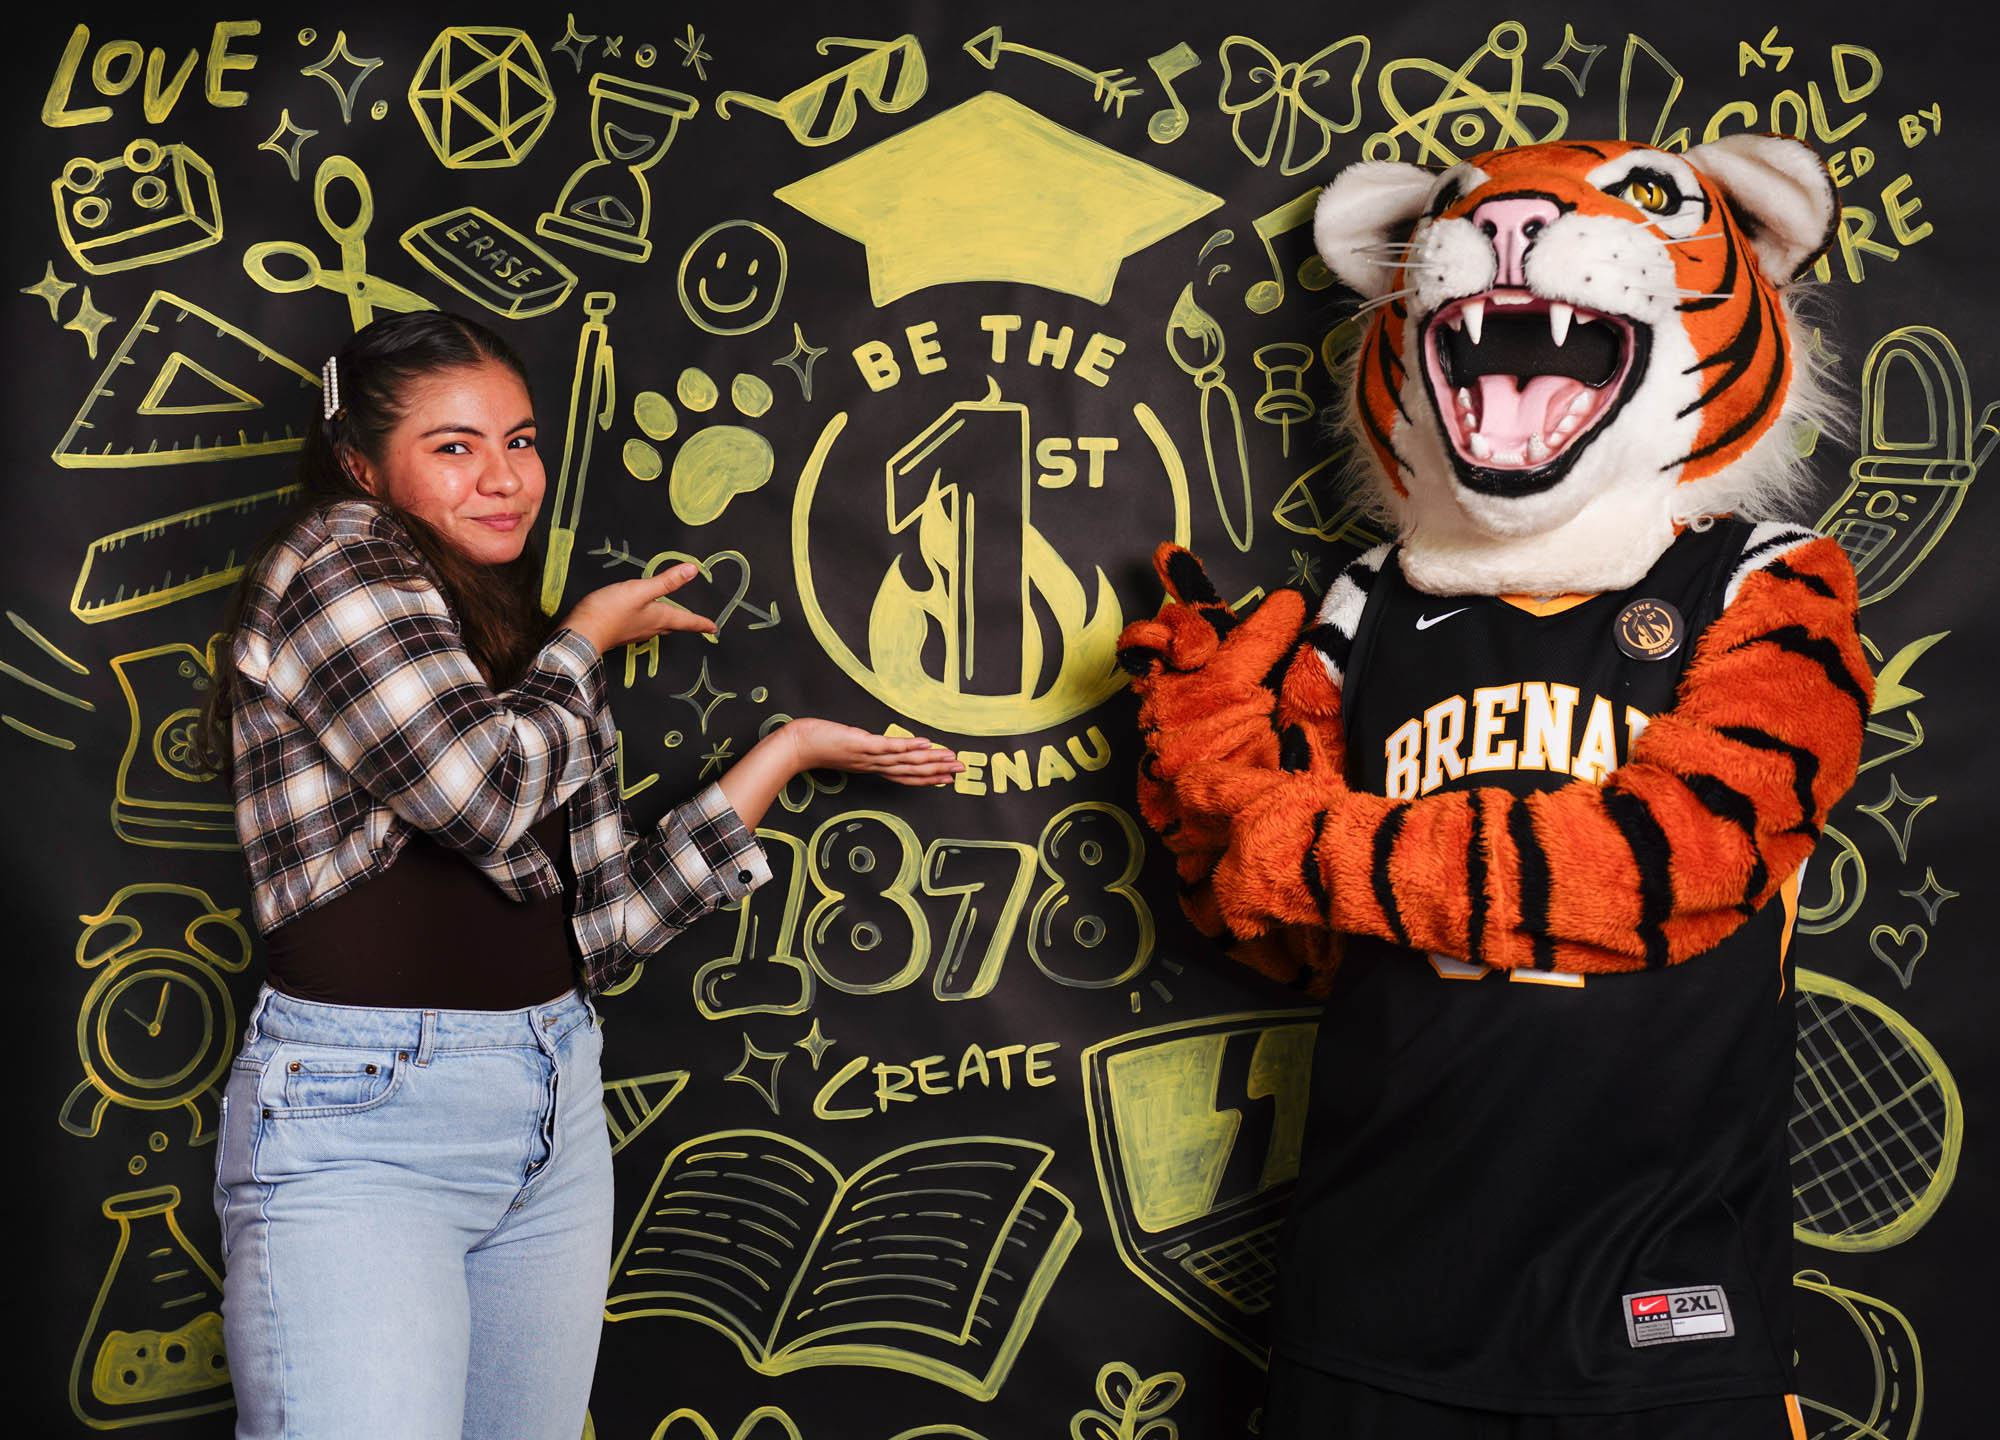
top-left (1622, 1286), bottom-right (1734, 1347)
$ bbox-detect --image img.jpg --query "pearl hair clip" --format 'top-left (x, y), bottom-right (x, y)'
top-left (321, 356), bottom-right (341, 420)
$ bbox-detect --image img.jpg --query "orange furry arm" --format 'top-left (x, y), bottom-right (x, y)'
top-left (1181, 537), bottom-right (1871, 973)
top-left (1118, 544), bottom-right (1309, 952)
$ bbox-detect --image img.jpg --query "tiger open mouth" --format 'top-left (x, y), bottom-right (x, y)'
top-left (1423, 288), bottom-right (1647, 496)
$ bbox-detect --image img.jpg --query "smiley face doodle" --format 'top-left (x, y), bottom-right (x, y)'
top-left (676, 220), bottom-right (788, 336)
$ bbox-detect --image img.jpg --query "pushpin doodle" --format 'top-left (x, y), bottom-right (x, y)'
top-left (1365, 21), bottom-right (1569, 166)
top-left (1252, 342), bottom-right (1316, 456)
top-left (964, 25), bottom-right (1143, 116)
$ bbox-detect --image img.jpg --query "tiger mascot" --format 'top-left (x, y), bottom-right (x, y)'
top-left (1121, 136), bottom-right (1871, 1439)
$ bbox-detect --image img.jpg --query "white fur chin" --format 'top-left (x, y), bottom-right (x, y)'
top-left (1397, 483), bottom-right (1681, 596)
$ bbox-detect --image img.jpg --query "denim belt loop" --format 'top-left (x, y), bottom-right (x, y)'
top-left (244, 986), bottom-right (275, 1041)
top-left (416, 1010), bottom-right (439, 1066)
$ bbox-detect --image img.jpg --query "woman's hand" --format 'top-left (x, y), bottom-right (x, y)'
top-left (716, 719), bottom-right (963, 831)
top-left (560, 564), bottom-right (716, 655)
top-left (778, 718), bottom-right (964, 786)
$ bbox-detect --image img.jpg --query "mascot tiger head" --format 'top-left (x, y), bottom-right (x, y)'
top-left (1313, 135), bottom-right (1839, 595)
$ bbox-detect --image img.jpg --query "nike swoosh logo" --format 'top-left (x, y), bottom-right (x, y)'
top-left (1415, 609), bottom-right (1468, 631)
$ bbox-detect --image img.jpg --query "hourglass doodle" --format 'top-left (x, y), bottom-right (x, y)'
top-left (536, 74), bottom-right (698, 263)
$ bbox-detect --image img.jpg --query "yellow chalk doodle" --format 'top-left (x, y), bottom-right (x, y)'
top-left (109, 641), bottom-right (236, 850)
top-left (775, 92), bottom-right (1221, 306)
top-left (694, 828), bottom-right (818, 1018)
top-left (1793, 1271), bottom-right (1924, 1440)
top-left (1541, 24), bottom-right (1609, 98)
top-left (1071, 1362), bottom-right (1186, 1440)
top-left (22, 260), bottom-right (77, 318)
top-left (258, 109), bottom-right (318, 181)
top-left (715, 35), bottom-right (927, 146)
top-left (1793, 969), bottom-right (1961, 1252)
top-left (537, 75), bottom-right (697, 263)
top-left (64, 287), bottom-right (117, 358)
top-left (70, 1185), bottom-right (231, 1429)
top-left (244, 154), bottom-right (434, 331)
top-left (54, 290), bottom-right (319, 468)
top-left (1817, 325), bottom-right (1995, 606)
top-left (964, 25), bottom-right (1143, 116)
top-left (1082, 1012), bottom-right (1319, 1364)
top-left (660, 367), bottom-right (777, 525)
top-left (1365, 21), bottom-right (1570, 165)
top-left (1028, 802), bottom-right (1154, 990)
top-left (408, 27), bottom-right (555, 169)
top-left (1797, 823), bottom-right (1866, 936)
top-left (1251, 343), bottom-right (1316, 457)
top-left (53, 139), bottom-right (220, 276)
top-left (62, 883), bottom-right (250, 1146)
top-left (400, 207), bottom-right (577, 319)
top-left (794, 391), bottom-right (1189, 735)
top-left (677, 220), bottom-right (789, 336)
top-left (724, 1033), bottom-right (791, 1114)
top-left (1217, 34), bottom-right (1368, 175)
top-left (299, 30), bottom-right (381, 124)
top-left (1144, 43), bottom-right (1201, 144)
top-left (1167, 286), bottom-right (1255, 551)
top-left (71, 484), bottom-right (301, 624)
top-left (650, 1408), bottom-right (804, 1440)
top-left (772, 323), bottom-right (830, 401)
top-left (603, 1070), bottom-right (689, 1155)
top-left (607, 1130), bottom-right (1078, 1400)
top-left (1241, 189), bottom-right (1337, 315)
top-left (541, 294), bottom-right (618, 615)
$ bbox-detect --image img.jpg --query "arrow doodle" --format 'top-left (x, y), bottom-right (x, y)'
top-left (963, 26), bottom-right (1144, 116)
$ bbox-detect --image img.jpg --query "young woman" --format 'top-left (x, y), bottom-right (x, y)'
top-left (202, 311), bottom-right (958, 1438)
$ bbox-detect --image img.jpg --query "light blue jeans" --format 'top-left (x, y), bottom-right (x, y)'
top-left (213, 985), bottom-right (612, 1439)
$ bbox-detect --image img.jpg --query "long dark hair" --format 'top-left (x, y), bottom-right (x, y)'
top-left (198, 311), bottom-right (553, 779)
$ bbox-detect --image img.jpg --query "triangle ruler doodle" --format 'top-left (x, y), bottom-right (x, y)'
top-left (603, 1069), bottom-right (690, 1155)
top-left (54, 291), bottom-right (320, 468)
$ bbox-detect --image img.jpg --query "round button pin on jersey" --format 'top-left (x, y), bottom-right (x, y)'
top-left (1614, 597), bottom-right (1684, 661)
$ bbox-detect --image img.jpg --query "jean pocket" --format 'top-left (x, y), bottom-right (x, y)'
top-left (260, 1044), bottom-right (407, 1118)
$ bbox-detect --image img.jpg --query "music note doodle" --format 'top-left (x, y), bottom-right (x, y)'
top-left (1244, 189), bottom-right (1335, 315)
top-left (1145, 43), bottom-right (1201, 144)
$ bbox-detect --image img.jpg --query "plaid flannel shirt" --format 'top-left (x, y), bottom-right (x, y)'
top-left (229, 500), bottom-right (770, 994)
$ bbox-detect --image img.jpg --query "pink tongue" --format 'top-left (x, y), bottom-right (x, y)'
top-left (1473, 374), bottom-right (1592, 450)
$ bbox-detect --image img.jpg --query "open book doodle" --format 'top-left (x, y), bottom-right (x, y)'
top-left (607, 1130), bottom-right (1080, 1400)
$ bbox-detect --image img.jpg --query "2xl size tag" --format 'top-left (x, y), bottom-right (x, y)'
top-left (1622, 1286), bottom-right (1735, 1347)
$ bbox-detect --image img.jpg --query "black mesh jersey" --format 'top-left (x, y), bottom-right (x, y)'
top-left (1271, 521), bottom-right (1798, 1413)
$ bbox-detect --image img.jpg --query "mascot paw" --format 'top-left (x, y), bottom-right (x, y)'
top-left (1118, 544), bottom-right (1308, 737)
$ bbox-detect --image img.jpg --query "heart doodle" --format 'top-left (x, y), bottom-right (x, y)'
top-left (1867, 923), bottom-right (1929, 988)
top-left (643, 548), bottom-right (781, 641)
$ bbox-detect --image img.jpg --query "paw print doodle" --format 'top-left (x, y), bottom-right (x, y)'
top-left (622, 367), bottom-right (776, 526)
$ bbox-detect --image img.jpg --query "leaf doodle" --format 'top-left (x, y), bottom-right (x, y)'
top-left (1070, 1362), bottom-right (1185, 1440)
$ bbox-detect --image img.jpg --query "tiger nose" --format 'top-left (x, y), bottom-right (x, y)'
top-left (1471, 198), bottom-right (1562, 287)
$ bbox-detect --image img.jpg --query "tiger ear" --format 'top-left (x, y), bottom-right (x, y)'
top-left (1684, 133), bottom-right (1839, 283)
top-left (1314, 161), bottom-right (1437, 301)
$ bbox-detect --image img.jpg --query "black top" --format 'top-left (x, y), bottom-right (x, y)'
top-left (265, 810), bottom-right (580, 1010)
top-left (1274, 522), bottom-right (1798, 1412)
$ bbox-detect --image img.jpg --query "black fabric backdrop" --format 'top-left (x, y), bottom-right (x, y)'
top-left (11, 3), bottom-right (1987, 1436)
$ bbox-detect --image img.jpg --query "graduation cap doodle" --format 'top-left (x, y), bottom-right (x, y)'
top-left (774, 91), bottom-right (1221, 306)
